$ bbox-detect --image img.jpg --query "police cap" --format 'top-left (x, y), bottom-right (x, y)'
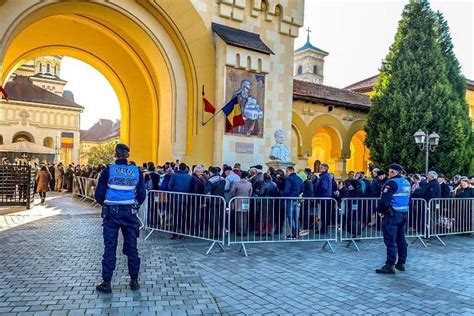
top-left (115, 143), bottom-right (130, 156)
top-left (389, 163), bottom-right (404, 172)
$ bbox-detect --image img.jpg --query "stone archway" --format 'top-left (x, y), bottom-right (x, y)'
top-left (0, 1), bottom-right (215, 164)
top-left (346, 130), bottom-right (370, 174)
top-left (307, 126), bottom-right (342, 175)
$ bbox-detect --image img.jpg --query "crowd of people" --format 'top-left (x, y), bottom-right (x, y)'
top-left (130, 161), bottom-right (473, 239)
top-left (13, 159), bottom-right (474, 231)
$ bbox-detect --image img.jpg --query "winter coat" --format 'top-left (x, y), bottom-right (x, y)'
top-left (168, 171), bottom-right (192, 193)
top-left (302, 179), bottom-right (314, 197)
top-left (250, 172), bottom-right (264, 194)
top-left (231, 178), bottom-right (253, 213)
top-left (314, 172), bottom-right (332, 198)
top-left (422, 179), bottom-right (441, 202)
top-left (35, 170), bottom-right (51, 193)
top-left (345, 179), bottom-right (362, 197)
top-left (224, 171), bottom-right (241, 201)
top-left (205, 175), bottom-right (226, 197)
top-left (189, 173), bottom-right (206, 194)
top-left (440, 183), bottom-right (451, 198)
top-left (255, 180), bottom-right (279, 197)
top-left (281, 173), bottom-right (303, 197)
top-left (455, 187), bottom-right (474, 198)
top-left (160, 174), bottom-right (172, 191)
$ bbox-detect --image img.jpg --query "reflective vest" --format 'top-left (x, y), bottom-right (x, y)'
top-left (104, 164), bottom-right (139, 205)
top-left (390, 177), bottom-right (411, 212)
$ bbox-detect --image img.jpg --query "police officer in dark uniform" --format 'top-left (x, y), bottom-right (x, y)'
top-left (375, 163), bottom-right (411, 274)
top-left (95, 144), bottom-right (146, 293)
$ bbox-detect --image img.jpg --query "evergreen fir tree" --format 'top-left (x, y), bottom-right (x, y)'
top-left (365, 0), bottom-right (472, 175)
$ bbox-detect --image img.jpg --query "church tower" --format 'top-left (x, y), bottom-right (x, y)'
top-left (294, 28), bottom-right (328, 84)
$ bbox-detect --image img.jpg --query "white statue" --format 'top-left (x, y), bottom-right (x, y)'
top-left (269, 130), bottom-right (291, 163)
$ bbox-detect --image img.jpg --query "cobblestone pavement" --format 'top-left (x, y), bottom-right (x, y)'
top-left (0, 195), bottom-right (473, 315)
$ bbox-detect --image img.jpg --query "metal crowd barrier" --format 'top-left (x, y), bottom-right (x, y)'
top-left (227, 197), bottom-right (338, 256)
top-left (340, 198), bottom-right (428, 252)
top-left (144, 190), bottom-right (226, 255)
top-left (72, 176), bottom-right (100, 207)
top-left (428, 198), bottom-right (474, 246)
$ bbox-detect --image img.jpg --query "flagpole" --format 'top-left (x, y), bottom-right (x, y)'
top-left (201, 108), bottom-right (224, 127)
top-left (201, 85), bottom-right (204, 126)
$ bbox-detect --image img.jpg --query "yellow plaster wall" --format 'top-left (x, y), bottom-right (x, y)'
top-left (0, 0), bottom-right (216, 166)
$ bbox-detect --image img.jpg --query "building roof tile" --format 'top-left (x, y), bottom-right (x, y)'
top-left (293, 80), bottom-right (371, 111)
top-left (80, 119), bottom-right (120, 142)
top-left (4, 75), bottom-right (83, 109)
top-left (211, 23), bottom-right (274, 55)
top-left (345, 74), bottom-right (474, 92)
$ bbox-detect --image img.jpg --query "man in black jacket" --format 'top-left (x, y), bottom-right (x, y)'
top-left (423, 171), bottom-right (441, 202)
top-left (205, 167), bottom-right (226, 238)
top-left (438, 174), bottom-right (451, 198)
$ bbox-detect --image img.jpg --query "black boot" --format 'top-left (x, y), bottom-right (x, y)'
top-left (375, 264), bottom-right (396, 274)
top-left (96, 281), bottom-right (112, 293)
top-left (130, 279), bottom-right (140, 291)
top-left (395, 263), bottom-right (406, 271)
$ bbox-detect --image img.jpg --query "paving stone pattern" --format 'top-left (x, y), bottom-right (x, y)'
top-left (0, 196), bottom-right (473, 315)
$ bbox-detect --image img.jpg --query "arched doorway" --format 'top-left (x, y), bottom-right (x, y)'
top-left (12, 131), bottom-right (34, 143)
top-left (43, 137), bottom-right (54, 148)
top-left (0, 1), bottom-right (214, 164)
top-left (346, 130), bottom-right (370, 174)
top-left (307, 126), bottom-right (342, 174)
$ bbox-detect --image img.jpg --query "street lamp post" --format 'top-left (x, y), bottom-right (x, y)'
top-left (413, 129), bottom-right (440, 175)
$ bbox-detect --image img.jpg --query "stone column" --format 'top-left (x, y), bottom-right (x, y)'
top-left (333, 158), bottom-right (347, 179)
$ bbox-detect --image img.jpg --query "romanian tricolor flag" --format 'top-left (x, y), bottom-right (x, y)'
top-left (0, 85), bottom-right (9, 102)
top-left (61, 132), bottom-right (74, 149)
top-left (222, 97), bottom-right (245, 132)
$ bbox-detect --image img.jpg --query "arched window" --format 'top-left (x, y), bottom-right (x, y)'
top-left (0, 135), bottom-right (3, 145)
top-left (12, 132), bottom-right (34, 143)
top-left (46, 64), bottom-right (50, 73)
top-left (313, 65), bottom-right (317, 74)
top-left (43, 137), bottom-right (54, 148)
top-left (297, 65), bottom-right (303, 75)
top-left (39, 63), bottom-right (43, 73)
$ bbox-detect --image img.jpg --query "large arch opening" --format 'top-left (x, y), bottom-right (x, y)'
top-left (346, 130), bottom-right (370, 174)
top-left (0, 1), bottom-right (200, 164)
top-left (307, 126), bottom-right (342, 174)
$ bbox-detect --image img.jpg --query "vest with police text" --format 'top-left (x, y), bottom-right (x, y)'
top-left (389, 177), bottom-right (411, 212)
top-left (104, 164), bottom-right (139, 205)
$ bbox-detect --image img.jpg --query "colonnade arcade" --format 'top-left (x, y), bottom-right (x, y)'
top-left (291, 111), bottom-right (370, 178)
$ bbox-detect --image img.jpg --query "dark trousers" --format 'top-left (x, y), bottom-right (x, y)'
top-left (382, 211), bottom-right (408, 266)
top-left (101, 205), bottom-right (140, 282)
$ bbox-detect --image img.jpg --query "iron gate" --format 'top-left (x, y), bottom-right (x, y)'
top-left (0, 164), bottom-right (35, 209)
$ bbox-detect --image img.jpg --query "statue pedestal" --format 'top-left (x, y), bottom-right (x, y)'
top-left (266, 159), bottom-right (295, 170)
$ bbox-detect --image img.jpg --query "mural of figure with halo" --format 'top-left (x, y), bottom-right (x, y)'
top-left (225, 67), bottom-right (265, 137)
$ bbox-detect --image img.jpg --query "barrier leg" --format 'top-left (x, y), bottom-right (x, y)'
top-left (346, 239), bottom-right (360, 252)
top-left (433, 235), bottom-right (446, 246)
top-left (144, 229), bottom-right (155, 241)
top-left (238, 243), bottom-right (248, 257)
top-left (205, 241), bottom-right (225, 255)
top-left (411, 236), bottom-right (428, 248)
top-left (322, 241), bottom-right (335, 253)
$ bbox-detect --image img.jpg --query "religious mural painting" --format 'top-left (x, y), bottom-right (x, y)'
top-left (225, 67), bottom-right (265, 138)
